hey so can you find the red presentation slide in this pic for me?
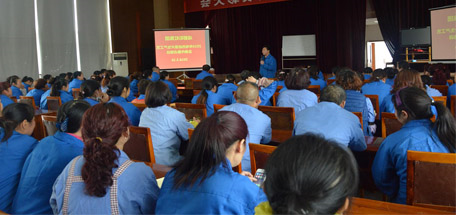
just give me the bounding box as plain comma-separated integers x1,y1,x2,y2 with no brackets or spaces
431,7,456,60
155,30,208,69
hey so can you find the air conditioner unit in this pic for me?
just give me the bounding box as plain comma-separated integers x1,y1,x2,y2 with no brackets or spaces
111,52,128,77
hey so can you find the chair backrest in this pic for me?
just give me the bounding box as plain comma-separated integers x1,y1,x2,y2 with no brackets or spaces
47,96,62,111
124,126,155,167
168,78,179,88
448,79,454,86
41,115,58,137
249,143,277,175
327,79,336,85
430,85,449,96
28,87,34,92
174,103,207,121
193,90,201,96
451,95,456,117
272,92,280,106
381,112,402,138
407,151,456,212
72,88,81,99
365,94,380,120
213,104,226,112
352,112,363,129
193,79,203,90
308,85,320,96
19,96,36,109
432,96,447,107
258,106,294,143
10,97,17,103
184,78,194,89
276,85,283,92
132,102,147,111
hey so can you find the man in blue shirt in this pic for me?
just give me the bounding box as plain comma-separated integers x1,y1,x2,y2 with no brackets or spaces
259,45,277,78
151,66,161,82
246,71,277,106
220,82,272,172
195,64,214,80
294,85,366,151
68,71,84,93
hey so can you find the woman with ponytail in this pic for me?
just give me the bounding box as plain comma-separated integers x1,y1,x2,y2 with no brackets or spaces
12,100,91,214
156,111,266,214
361,69,392,115
80,80,108,106
40,78,73,109
50,103,159,214
107,76,141,126
372,86,456,204
191,76,225,116
7,75,24,99
0,103,37,213
0,82,15,108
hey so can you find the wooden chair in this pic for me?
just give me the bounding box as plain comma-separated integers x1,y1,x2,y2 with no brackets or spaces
249,143,277,175
352,112,363,129
174,103,207,121
19,96,37,109
46,96,62,111
430,85,449,96
308,85,320,96
184,78,194,89
168,78,179,88
258,106,294,143
276,85,283,92
272,92,280,106
432,96,447,107
188,128,242,173
0,210,8,215
41,115,58,137
448,79,454,86
381,112,402,138
365,95,380,120
407,151,456,212
213,104,226,112
124,126,155,167
193,79,203,90
28,87,34,92
451,95,456,117
72,88,81,99
10,96,17,103
327,79,336,85
193,90,201,96
132,102,147,111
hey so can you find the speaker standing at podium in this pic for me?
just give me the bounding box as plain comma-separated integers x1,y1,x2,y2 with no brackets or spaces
259,45,277,78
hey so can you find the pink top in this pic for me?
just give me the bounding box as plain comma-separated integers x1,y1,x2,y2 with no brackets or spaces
66,133,83,141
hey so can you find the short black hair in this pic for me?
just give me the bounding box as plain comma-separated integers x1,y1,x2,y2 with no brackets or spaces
138,79,151,95
160,71,169,80
106,76,129,97
73,71,83,79
284,67,310,90
397,61,410,70
43,74,52,80
263,45,271,51
320,84,346,105
202,64,211,71
363,67,373,74
145,81,172,108
240,70,250,80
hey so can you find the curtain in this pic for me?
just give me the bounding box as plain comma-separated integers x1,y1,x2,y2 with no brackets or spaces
77,0,111,74
0,0,38,79
372,0,455,62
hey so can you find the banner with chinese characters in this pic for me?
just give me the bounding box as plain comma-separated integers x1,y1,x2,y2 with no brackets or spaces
185,0,289,13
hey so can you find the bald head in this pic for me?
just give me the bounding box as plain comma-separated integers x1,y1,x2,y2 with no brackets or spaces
236,82,259,105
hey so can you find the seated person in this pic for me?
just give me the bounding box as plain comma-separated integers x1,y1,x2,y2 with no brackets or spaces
192,76,226,116
308,65,327,90
128,72,142,96
26,79,48,108
195,64,214,80
220,82,272,172
40,78,74,110
139,81,193,166
50,103,159,214
160,71,178,102
0,103,37,213
12,100,91,214
294,85,366,151
0,82,15,108
7,75,23,99
237,69,250,85
107,77,141,126
384,67,397,86
151,66,161,82
337,69,375,136
217,74,238,105
80,80,108,106
421,75,442,97
156,111,266,214
361,69,391,117
363,67,373,80
68,71,84,93
22,76,33,94
447,75,455,108
131,79,151,104
246,71,277,106
275,69,287,91
256,134,358,214
372,87,456,204
277,67,318,112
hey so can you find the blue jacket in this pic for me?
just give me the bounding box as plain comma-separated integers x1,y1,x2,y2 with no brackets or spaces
150,72,160,82
0,94,15,108
448,84,455,108
83,98,99,106
39,89,51,110
129,79,139,95
68,79,83,93
162,79,178,102
220,103,272,172
26,89,45,108
196,70,214,80
362,81,391,117
260,81,278,106
191,90,227,117
385,78,395,86
41,90,73,109
344,90,369,135
277,89,318,113
0,130,38,213
109,96,141,126
156,161,267,214
260,55,277,78
372,119,449,204
310,78,327,90
12,132,83,214
59,90,74,104
23,83,31,94
217,83,238,105
11,86,23,99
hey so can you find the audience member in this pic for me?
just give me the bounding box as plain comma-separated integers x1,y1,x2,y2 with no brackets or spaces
192,76,225,116
421,75,442,97
363,67,373,80
384,68,397,86
309,65,327,90
107,77,141,126
277,67,318,112
160,71,178,102
361,69,391,116
26,79,48,108
151,66,161,82
217,74,237,105
195,64,214,80
246,71,278,106
80,80,108,106
7,75,23,99
41,78,73,109
397,61,409,72
68,71,84,93
21,76,33,94
0,82,15,108
131,79,151,104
